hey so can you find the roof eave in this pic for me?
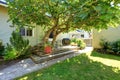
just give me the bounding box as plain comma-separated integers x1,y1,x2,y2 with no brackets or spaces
0,1,7,7
0,3,7,7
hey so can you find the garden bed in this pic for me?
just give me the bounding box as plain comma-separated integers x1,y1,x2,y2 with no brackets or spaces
0,47,77,70
94,48,120,56
30,48,77,64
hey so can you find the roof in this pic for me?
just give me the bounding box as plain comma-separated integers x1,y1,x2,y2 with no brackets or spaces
0,0,7,7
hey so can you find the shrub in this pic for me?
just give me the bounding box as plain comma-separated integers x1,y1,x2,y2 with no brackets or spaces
4,31,30,60
70,38,86,49
77,39,86,49
0,40,4,56
71,38,77,43
70,38,77,46
100,39,111,51
112,40,120,53
4,44,17,60
99,39,120,55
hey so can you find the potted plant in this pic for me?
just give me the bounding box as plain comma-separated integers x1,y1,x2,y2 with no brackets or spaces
44,42,52,54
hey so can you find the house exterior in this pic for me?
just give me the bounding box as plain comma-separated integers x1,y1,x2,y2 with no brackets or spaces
1,0,119,48
0,1,44,46
0,0,92,47
92,27,120,48
56,30,92,46
0,1,14,45
57,30,91,40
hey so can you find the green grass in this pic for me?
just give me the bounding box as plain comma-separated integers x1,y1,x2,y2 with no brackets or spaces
15,51,120,80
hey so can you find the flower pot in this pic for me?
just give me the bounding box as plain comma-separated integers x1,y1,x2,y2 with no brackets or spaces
44,46,52,54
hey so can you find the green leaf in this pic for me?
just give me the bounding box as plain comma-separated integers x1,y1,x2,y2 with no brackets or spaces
79,13,89,20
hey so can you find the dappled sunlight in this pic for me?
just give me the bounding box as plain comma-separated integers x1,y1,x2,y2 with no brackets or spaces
66,58,70,63
16,53,120,80
19,76,28,80
78,47,93,53
73,58,81,64
57,60,61,63
90,56,120,69
88,52,120,70
36,73,42,77
18,73,43,80
0,72,4,76
112,68,120,73
18,60,31,69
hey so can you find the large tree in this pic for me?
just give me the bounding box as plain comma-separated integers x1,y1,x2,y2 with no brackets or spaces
7,0,120,45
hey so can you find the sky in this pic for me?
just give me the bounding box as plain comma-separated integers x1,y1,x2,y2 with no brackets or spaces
0,0,6,2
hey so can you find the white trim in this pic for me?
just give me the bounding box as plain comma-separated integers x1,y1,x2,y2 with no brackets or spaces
26,28,34,37
32,28,34,37
20,28,34,37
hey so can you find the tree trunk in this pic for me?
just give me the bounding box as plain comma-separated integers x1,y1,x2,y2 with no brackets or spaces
51,30,62,46
43,17,59,44
43,28,53,43
51,34,57,46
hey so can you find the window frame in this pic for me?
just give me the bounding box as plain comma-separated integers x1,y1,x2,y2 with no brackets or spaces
20,27,34,37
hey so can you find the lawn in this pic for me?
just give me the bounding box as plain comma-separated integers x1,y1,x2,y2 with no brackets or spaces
15,51,120,80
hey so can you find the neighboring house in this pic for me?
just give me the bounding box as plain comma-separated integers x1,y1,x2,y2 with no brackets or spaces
0,1,44,46
56,30,92,46
57,30,91,40
92,27,120,48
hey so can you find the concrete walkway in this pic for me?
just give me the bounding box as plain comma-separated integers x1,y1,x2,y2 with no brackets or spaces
0,47,93,80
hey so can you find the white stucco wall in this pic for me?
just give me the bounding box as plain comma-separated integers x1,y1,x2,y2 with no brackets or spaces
92,27,120,48
0,5,44,46
0,5,14,45
23,26,44,46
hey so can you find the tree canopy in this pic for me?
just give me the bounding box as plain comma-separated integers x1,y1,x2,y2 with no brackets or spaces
7,0,120,44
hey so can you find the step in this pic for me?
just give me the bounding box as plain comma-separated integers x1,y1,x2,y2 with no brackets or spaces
30,50,76,64
32,48,72,57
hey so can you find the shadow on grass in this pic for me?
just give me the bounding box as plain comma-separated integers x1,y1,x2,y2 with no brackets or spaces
90,51,120,61
16,54,120,80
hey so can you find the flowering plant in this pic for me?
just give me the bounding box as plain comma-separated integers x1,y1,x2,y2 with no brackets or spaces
44,42,52,54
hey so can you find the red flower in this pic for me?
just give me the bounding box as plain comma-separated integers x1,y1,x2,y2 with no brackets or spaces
44,46,52,54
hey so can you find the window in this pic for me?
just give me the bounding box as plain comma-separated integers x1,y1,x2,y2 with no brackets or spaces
20,28,33,36
20,28,25,36
27,29,33,36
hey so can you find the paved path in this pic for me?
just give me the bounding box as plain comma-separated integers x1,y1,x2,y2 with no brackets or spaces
0,47,93,80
